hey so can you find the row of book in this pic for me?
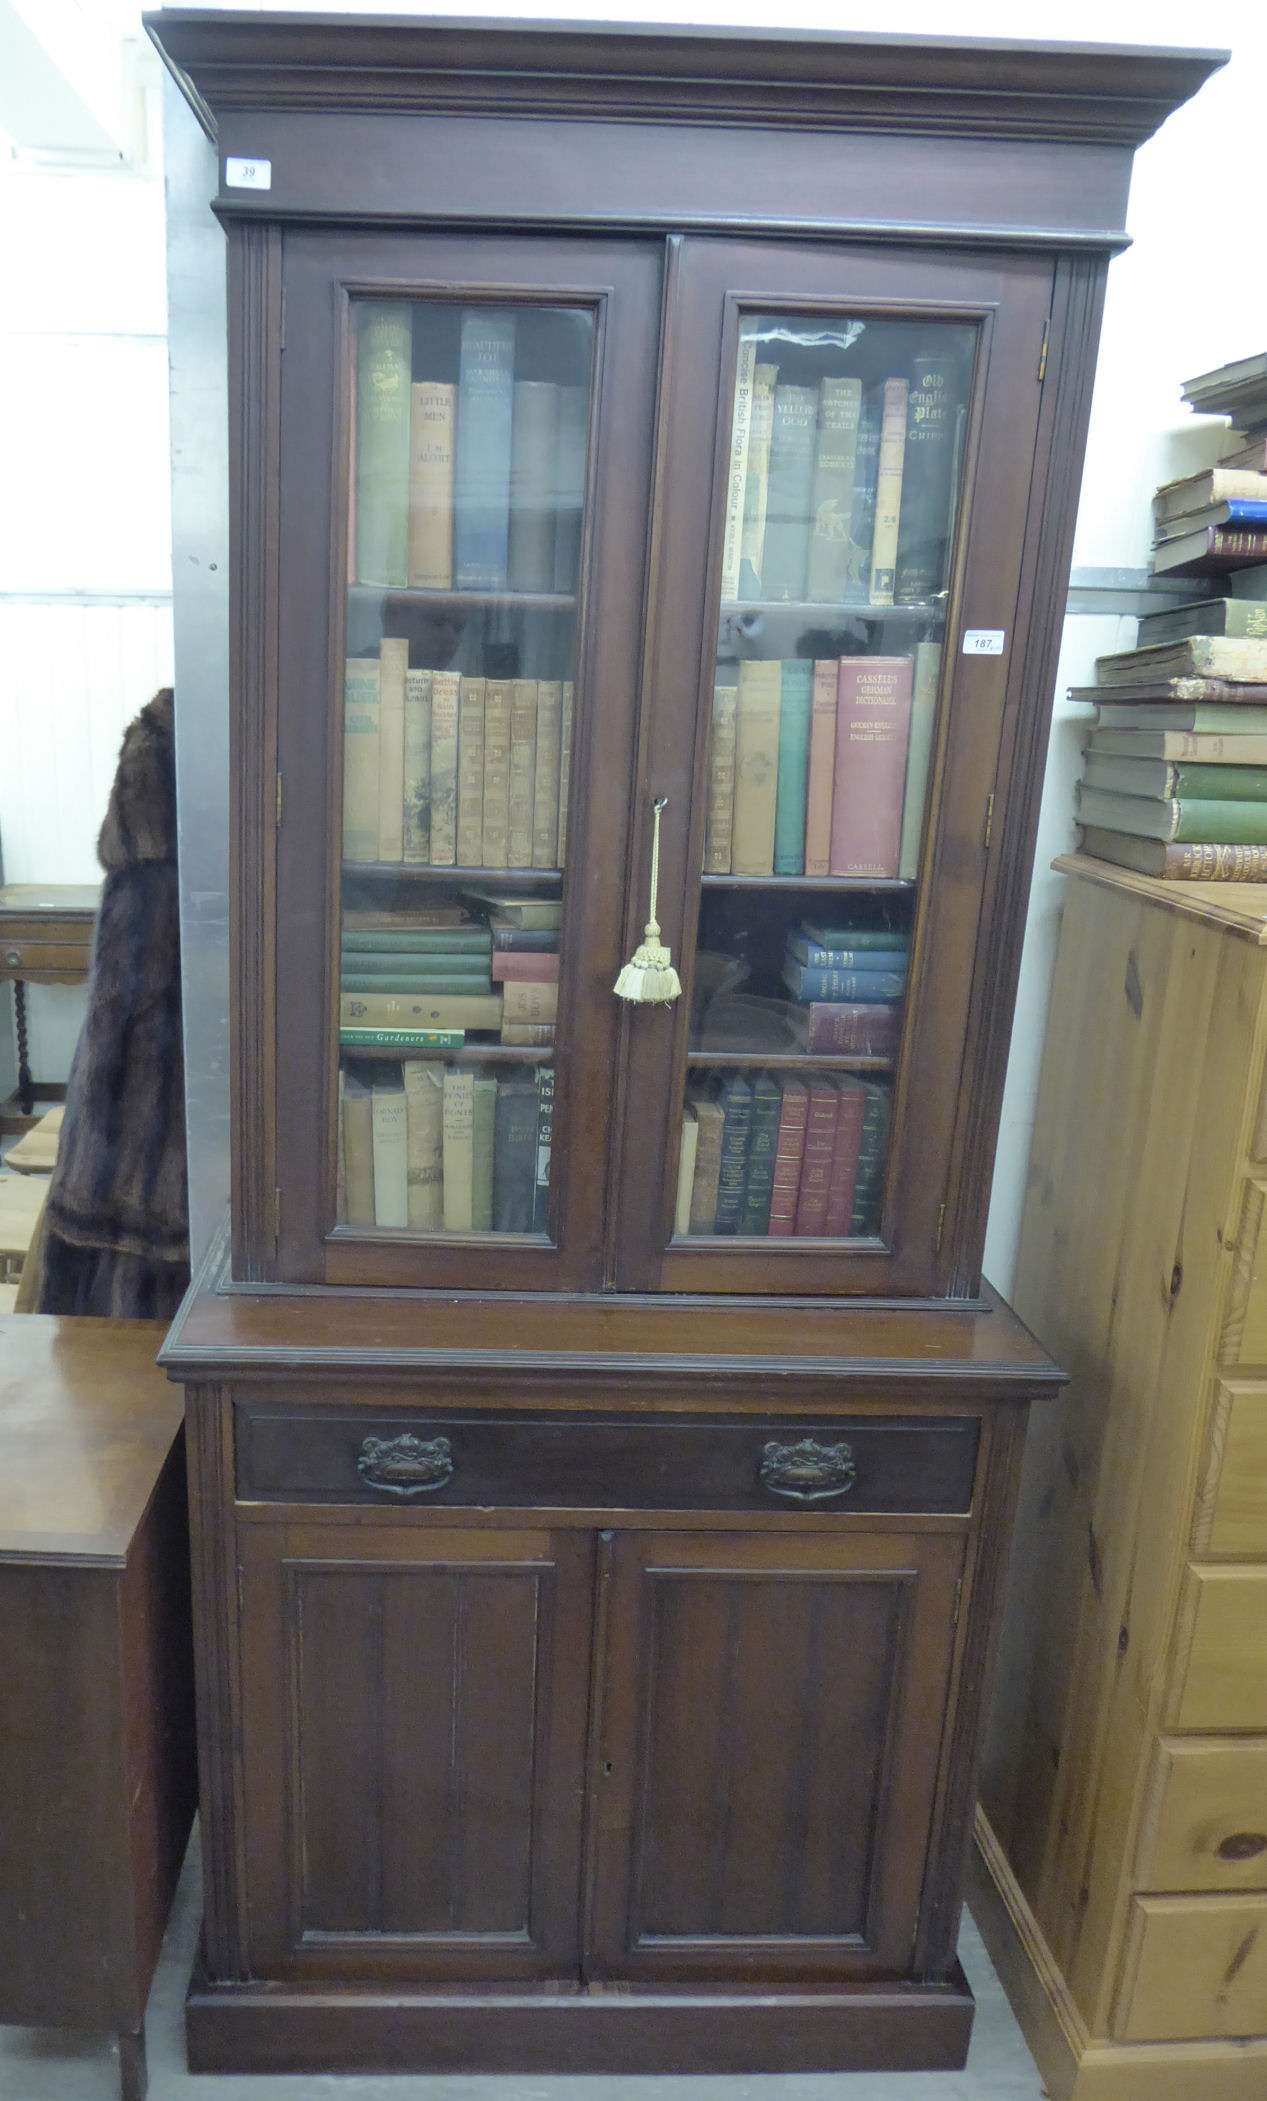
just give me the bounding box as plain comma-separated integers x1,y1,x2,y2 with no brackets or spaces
354,303,588,595
706,647,938,882
340,1060,553,1233
1151,352,1267,580
677,1070,891,1239
781,923,909,1006
721,337,964,609
343,651,573,871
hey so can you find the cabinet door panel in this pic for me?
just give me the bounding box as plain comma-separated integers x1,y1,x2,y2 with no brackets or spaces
588,1527,964,1980
237,1521,594,1979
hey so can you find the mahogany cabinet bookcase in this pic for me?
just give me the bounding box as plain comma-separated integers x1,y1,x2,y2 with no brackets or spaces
147,11,1218,2076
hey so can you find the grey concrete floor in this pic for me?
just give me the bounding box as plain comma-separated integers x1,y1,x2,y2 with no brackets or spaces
0,1832,1047,2101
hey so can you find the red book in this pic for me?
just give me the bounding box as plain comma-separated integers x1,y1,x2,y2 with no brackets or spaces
490,950,561,982
804,1002,902,1055
822,1079,867,1234
829,655,915,876
793,1080,840,1236
767,1079,809,1236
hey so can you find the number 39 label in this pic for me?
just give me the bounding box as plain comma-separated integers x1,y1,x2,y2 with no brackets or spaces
962,629,1006,657
225,157,272,190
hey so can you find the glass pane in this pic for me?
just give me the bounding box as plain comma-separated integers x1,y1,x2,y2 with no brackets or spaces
675,311,973,1243
337,297,591,1237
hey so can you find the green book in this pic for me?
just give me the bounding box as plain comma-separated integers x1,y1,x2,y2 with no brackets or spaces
339,951,491,978
773,660,813,874
849,1080,892,1237
339,1028,465,1048
340,971,493,995
1081,755,1267,801
341,927,492,954
1134,596,1267,647
1075,784,1267,844
712,1072,754,1236
492,1071,538,1231
738,1073,782,1236
760,384,818,602
354,303,412,588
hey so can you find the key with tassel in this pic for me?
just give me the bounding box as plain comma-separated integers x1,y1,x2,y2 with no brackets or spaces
614,796,682,1005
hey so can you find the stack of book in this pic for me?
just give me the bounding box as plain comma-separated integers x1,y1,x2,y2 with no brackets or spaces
1149,352,1267,581
706,647,938,882
489,904,560,1046
676,1070,891,1239
340,919,501,1044
778,921,909,1053
720,336,964,609
343,651,573,873
1073,632,1267,880
340,1059,553,1234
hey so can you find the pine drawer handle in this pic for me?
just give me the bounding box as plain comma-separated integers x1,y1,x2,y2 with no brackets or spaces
356,1433,454,1496
759,1438,857,1502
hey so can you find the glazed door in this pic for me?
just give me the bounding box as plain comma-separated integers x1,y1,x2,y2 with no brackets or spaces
611,239,1058,1294
260,230,663,1288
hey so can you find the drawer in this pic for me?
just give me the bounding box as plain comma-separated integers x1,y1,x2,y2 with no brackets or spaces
1116,1892,1267,2041
235,1406,979,1514
1193,1379,1267,1556
0,938,93,976
1168,1564,1267,1731
1221,1178,1267,1363
1136,1737,1267,1892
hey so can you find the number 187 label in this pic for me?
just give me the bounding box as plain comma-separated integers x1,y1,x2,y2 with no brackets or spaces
962,629,1006,656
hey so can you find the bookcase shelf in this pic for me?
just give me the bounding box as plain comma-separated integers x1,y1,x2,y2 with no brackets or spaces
342,1042,553,1064
342,863,563,884
686,1051,895,1072
353,586,578,614
699,874,916,892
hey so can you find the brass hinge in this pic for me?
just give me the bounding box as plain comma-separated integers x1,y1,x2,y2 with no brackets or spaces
983,792,995,849
275,772,282,827
1038,317,1050,383
936,1202,946,1251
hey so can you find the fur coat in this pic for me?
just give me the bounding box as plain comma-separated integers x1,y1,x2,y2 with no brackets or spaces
37,687,190,1318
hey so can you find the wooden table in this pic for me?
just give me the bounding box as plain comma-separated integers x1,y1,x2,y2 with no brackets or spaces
0,1315,198,2100
0,884,100,1125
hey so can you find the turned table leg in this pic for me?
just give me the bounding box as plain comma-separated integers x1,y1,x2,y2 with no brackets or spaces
117,2025,147,2101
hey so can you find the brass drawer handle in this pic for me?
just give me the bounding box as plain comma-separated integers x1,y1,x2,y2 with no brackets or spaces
760,1438,857,1503
3,949,21,968
357,1433,454,1496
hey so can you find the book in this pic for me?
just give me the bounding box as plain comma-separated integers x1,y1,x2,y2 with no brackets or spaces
456,675,486,867
737,1071,781,1236
1134,597,1267,646
829,655,915,877
471,1070,497,1231
371,1067,409,1228
761,383,818,601
340,991,503,1030
1092,701,1267,733
491,950,560,981
787,933,909,969
375,639,408,863
688,1091,725,1233
508,678,538,867
507,379,560,592
805,376,863,603
1181,352,1267,417
480,678,512,868
783,961,907,1001
407,379,456,589
868,377,909,605
1088,727,1267,762
1151,526,1267,579
501,977,558,1024
342,656,381,863
739,360,778,599
454,308,516,590
341,1067,375,1227
490,921,560,951
1081,755,1267,801
767,1078,809,1236
823,1077,868,1235
533,1064,554,1231
402,1059,445,1229
552,385,589,594
1221,438,1267,473
894,347,959,604
336,1066,347,1223
340,1028,464,1049
772,659,813,875
712,1071,754,1235
355,302,411,588
793,1080,840,1235
1074,681,1267,708
1094,637,1267,687
720,327,758,600
492,1071,537,1230
499,1022,555,1046
731,658,782,875
341,970,492,994
674,1104,699,1237
532,681,563,868
557,683,574,866
803,659,838,880
1074,783,1267,845
342,926,490,953
402,668,432,863
899,640,940,880
704,681,739,874
801,921,912,950
843,387,881,604
849,1080,892,1235
428,669,460,865
804,1001,902,1054
465,891,562,929
1154,499,1267,541
1077,825,1267,881
441,1066,476,1230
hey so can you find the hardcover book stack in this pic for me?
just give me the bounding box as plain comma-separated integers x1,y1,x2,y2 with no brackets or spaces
340,1059,553,1234
779,921,909,1054
340,913,501,1043
1150,351,1267,580
484,894,561,1046
676,1070,891,1241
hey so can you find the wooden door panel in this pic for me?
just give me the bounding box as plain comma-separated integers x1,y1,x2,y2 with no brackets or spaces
238,1521,594,1980
588,1528,963,1981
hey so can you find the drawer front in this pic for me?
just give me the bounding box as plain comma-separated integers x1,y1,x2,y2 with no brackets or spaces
0,938,94,975
1137,1737,1267,1892
1117,1892,1267,2042
1194,1379,1267,1556
1169,1564,1267,1731
235,1406,979,1515
1221,1178,1267,1364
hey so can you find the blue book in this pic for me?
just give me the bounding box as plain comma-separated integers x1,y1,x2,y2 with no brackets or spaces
454,309,517,590
1219,499,1267,524
842,388,882,604
712,1072,754,1235
786,933,910,971
782,962,907,1002
773,661,814,874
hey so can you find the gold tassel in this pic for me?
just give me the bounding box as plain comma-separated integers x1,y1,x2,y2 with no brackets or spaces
614,796,682,1005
